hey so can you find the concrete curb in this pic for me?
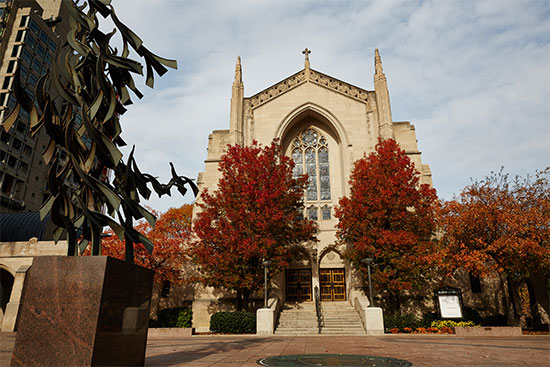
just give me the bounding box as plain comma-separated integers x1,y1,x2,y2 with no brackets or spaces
148,328,194,338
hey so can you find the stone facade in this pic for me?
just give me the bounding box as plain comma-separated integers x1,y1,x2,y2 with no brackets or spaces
192,49,432,331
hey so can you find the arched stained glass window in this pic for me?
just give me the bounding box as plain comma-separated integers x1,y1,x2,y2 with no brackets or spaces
308,205,318,221
292,128,331,201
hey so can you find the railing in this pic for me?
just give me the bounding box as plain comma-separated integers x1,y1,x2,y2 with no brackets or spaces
314,285,323,334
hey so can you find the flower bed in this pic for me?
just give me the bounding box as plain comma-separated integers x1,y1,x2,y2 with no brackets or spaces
386,319,479,334
388,326,453,334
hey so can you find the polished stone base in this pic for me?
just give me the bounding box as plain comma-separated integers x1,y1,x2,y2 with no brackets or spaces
10,256,153,366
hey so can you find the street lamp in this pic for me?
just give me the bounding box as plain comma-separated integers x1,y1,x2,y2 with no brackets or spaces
262,260,272,308
362,258,374,307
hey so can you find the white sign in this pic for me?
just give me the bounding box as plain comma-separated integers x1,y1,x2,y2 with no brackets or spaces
438,295,463,318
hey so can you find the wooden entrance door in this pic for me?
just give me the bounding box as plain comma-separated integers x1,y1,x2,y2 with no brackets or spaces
286,269,312,301
320,268,346,301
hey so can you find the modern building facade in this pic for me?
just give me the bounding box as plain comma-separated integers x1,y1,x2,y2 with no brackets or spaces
0,0,68,213
192,49,433,331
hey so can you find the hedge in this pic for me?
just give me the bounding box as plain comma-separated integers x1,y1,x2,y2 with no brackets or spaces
210,311,256,334
149,307,192,328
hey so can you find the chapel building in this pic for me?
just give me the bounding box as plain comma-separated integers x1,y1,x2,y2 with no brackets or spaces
192,49,432,332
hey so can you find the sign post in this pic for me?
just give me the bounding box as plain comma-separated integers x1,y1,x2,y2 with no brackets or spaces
435,287,464,319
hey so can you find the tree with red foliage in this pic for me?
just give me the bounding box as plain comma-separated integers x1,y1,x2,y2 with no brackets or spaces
191,140,317,311
440,168,550,326
335,138,439,312
89,205,193,287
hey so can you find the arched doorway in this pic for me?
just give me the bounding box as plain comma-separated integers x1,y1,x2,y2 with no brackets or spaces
319,249,346,301
0,267,15,326
286,247,313,302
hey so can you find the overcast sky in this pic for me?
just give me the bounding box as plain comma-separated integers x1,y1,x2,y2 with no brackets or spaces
104,0,549,212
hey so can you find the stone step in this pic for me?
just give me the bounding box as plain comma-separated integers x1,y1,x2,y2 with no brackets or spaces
279,314,318,317
278,321,318,324
278,323,318,327
323,316,360,319
323,317,362,322
323,324,363,331
323,320,362,325
275,330,319,333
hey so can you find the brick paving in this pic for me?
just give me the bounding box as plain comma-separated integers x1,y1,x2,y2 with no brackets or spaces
2,332,549,366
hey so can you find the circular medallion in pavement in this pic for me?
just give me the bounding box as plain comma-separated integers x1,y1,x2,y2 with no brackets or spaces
257,354,412,366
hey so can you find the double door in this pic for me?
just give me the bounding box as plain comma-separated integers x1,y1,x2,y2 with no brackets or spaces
286,269,312,302
320,268,346,301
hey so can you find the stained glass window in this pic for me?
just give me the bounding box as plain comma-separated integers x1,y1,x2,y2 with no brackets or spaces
321,205,331,220
291,128,331,202
308,206,318,221
305,148,317,200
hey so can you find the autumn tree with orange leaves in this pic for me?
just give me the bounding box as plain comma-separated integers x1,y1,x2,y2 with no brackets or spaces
335,138,440,313
91,205,194,287
191,141,317,311
440,168,550,326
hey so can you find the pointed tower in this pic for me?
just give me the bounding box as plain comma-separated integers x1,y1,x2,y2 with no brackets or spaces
374,49,394,140
229,56,244,145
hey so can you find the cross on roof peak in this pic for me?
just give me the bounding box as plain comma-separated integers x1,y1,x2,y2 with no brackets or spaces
302,48,311,61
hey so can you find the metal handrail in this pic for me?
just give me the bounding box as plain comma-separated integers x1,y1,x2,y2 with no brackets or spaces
314,285,323,334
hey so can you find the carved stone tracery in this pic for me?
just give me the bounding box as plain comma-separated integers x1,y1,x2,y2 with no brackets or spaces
309,70,369,102
249,71,306,108
248,69,370,108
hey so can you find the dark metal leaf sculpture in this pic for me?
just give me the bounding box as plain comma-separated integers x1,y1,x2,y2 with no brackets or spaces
1,0,197,263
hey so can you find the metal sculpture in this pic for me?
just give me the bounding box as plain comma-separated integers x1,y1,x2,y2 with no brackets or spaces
1,0,197,262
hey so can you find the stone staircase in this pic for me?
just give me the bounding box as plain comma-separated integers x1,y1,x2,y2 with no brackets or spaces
274,302,319,335
320,301,366,335
274,301,366,335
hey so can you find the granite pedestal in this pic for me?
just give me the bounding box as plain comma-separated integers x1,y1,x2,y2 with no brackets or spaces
10,256,153,366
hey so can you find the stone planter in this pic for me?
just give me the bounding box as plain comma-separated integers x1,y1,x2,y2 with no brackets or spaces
148,328,195,338
453,326,522,336
10,256,153,366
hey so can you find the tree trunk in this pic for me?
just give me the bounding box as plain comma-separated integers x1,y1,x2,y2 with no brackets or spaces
388,291,401,315
505,276,522,326
243,289,251,312
527,274,550,330
236,289,243,311
526,279,541,327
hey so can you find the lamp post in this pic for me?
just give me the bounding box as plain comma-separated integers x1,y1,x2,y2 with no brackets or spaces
362,258,374,307
262,260,272,308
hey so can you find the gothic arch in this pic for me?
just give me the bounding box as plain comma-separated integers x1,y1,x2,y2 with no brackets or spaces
0,267,15,325
275,103,350,152
319,246,345,268
0,264,15,277
287,245,313,268
276,103,348,203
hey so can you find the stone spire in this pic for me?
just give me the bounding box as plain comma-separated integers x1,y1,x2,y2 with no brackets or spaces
230,56,244,145
303,48,311,79
374,49,394,140
374,48,384,75
234,56,242,85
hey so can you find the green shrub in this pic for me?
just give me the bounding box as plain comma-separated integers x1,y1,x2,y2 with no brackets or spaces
210,311,256,334
150,307,193,328
176,308,193,328
384,313,424,331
